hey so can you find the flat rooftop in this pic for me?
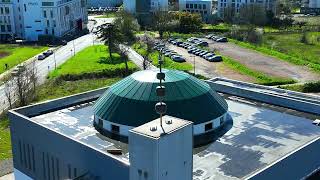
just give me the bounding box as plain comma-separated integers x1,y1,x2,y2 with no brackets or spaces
30,94,320,180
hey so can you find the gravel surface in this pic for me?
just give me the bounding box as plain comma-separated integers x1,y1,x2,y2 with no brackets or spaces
207,40,320,82
168,45,255,82
0,159,13,177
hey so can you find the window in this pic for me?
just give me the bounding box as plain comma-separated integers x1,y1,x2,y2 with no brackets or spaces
7,25,11,32
0,7,3,14
190,4,193,8
186,3,189,8
98,119,103,127
52,29,54,35
203,4,206,9
45,29,48,34
50,10,53,18
111,124,120,134
18,7,20,12
0,25,5,32
5,7,9,14
43,10,47,18
53,20,56,27
24,4,26,12
47,20,50,27
65,6,70,15
194,4,197,8
205,122,213,131
42,2,54,6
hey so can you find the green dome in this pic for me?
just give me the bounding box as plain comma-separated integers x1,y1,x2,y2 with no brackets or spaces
93,69,228,126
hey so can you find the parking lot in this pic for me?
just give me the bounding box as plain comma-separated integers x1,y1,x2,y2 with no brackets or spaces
204,36,320,82
168,44,256,82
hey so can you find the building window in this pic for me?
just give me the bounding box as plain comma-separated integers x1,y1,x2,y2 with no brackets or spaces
7,25,11,32
53,20,56,27
190,4,193,8
0,7,3,14
65,6,70,15
186,3,189,8
98,119,103,127
5,7,9,14
24,4,26,12
52,29,54,35
45,29,48,34
205,122,213,131
203,4,206,9
50,10,53,18
194,4,197,9
111,124,120,134
0,25,5,32
43,10,47,18
47,20,50,27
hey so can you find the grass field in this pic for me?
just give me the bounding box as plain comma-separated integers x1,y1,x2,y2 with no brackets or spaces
230,32,320,72
35,77,121,102
279,81,320,93
293,16,320,26
0,117,11,161
0,44,47,75
221,55,296,85
49,45,138,79
96,12,118,18
132,42,193,71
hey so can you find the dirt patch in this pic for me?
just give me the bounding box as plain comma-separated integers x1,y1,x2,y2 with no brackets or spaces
168,45,256,82
0,51,10,59
207,40,320,82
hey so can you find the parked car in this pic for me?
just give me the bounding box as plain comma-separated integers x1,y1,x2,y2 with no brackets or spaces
205,34,214,39
172,55,186,62
207,55,223,62
216,37,228,42
188,48,196,53
204,53,215,59
199,51,209,57
312,119,320,126
38,54,46,60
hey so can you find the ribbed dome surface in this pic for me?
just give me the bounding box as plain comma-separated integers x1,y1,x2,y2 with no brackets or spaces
93,69,228,126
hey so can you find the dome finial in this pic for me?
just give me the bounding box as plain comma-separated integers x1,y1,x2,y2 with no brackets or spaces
155,52,167,133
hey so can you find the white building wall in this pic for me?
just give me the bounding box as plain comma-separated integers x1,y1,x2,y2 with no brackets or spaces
217,0,275,17
12,0,88,41
179,0,213,21
309,0,320,8
96,112,227,137
0,0,15,41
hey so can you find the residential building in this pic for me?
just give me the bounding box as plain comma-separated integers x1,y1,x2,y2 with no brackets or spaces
8,69,320,180
0,0,15,41
179,0,213,22
217,0,276,17
13,0,88,41
123,0,168,14
301,0,320,14
87,0,122,8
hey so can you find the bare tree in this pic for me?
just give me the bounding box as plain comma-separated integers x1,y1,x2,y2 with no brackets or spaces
119,45,130,75
141,34,155,70
4,75,14,109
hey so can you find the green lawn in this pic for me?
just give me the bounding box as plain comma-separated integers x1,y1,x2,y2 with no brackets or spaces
96,12,118,18
279,81,320,93
35,77,121,102
49,45,138,79
293,16,320,26
0,117,11,161
132,42,193,71
221,55,296,86
230,32,320,72
0,44,48,75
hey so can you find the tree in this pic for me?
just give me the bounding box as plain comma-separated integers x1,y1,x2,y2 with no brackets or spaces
96,23,121,63
173,12,203,33
114,11,140,45
239,4,267,26
140,34,155,70
152,10,175,39
4,75,14,109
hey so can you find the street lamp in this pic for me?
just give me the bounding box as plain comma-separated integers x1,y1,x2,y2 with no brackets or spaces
190,55,195,75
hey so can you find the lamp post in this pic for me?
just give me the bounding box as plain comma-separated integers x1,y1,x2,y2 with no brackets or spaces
190,55,195,75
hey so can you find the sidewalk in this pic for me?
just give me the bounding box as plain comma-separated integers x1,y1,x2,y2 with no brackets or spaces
0,173,14,180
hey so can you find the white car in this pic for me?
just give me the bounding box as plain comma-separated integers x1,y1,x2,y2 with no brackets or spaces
312,119,320,126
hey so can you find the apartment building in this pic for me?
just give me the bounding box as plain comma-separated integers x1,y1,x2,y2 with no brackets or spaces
217,0,275,17
123,0,168,14
12,0,88,41
179,0,213,22
302,0,320,14
0,0,15,41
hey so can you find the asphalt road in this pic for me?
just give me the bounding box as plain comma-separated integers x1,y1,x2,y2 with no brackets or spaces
0,17,114,114
207,40,320,82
